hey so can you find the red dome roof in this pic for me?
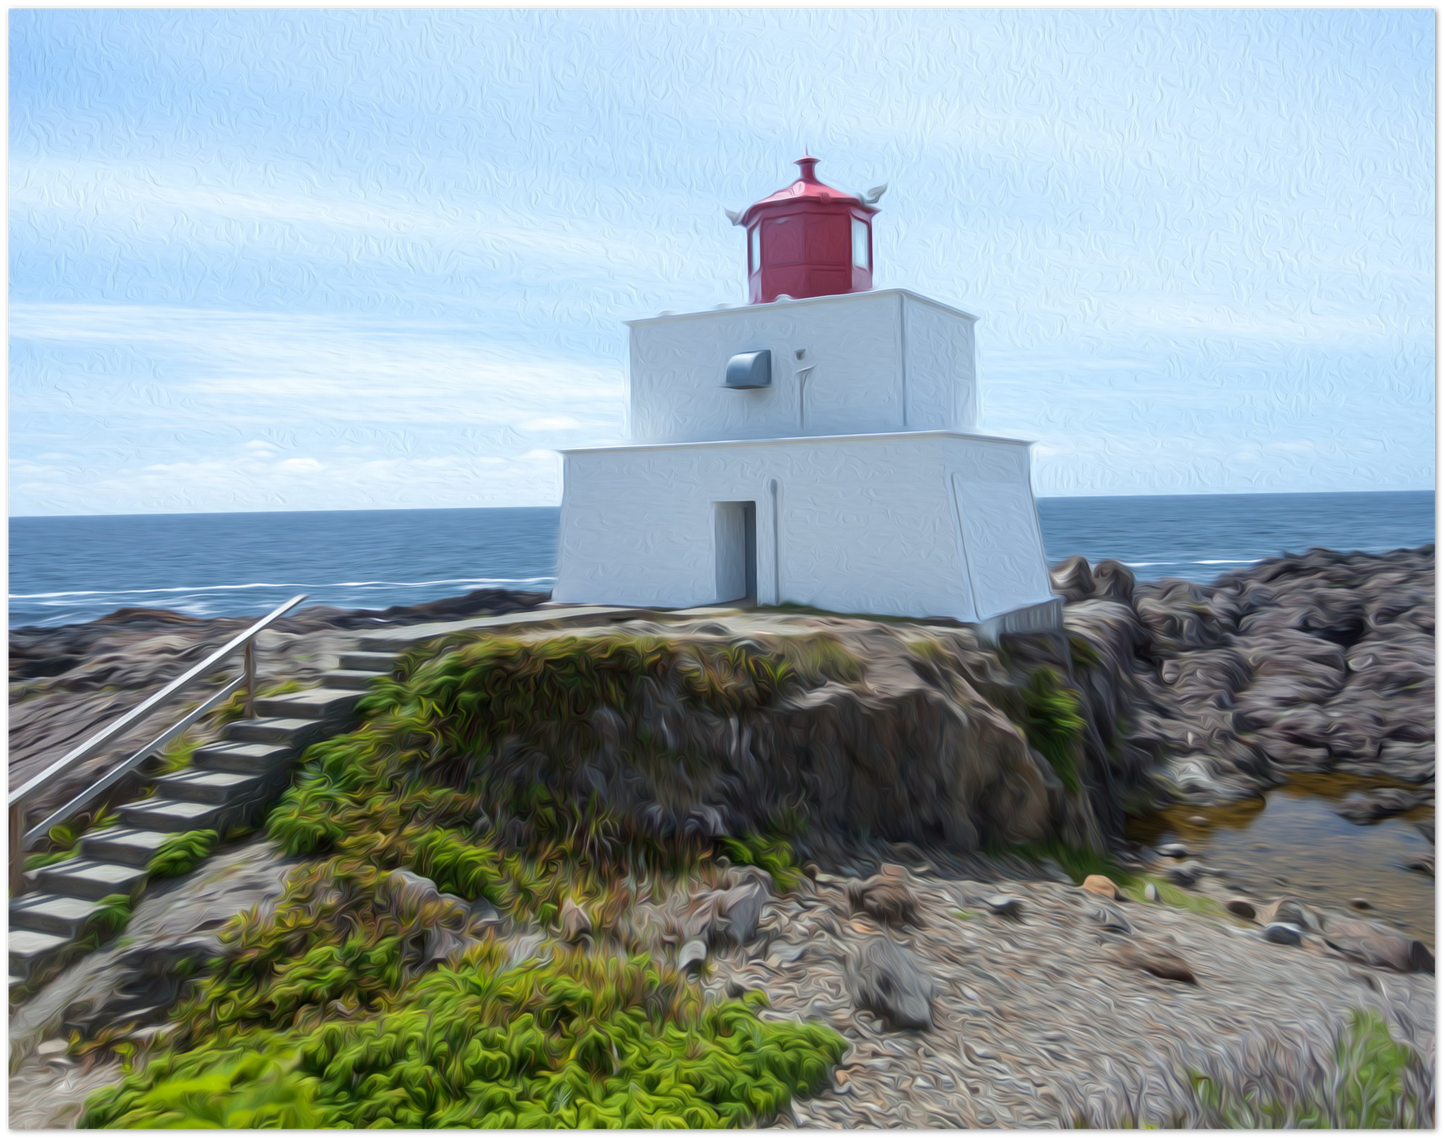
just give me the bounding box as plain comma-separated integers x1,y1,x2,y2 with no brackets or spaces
736,156,875,227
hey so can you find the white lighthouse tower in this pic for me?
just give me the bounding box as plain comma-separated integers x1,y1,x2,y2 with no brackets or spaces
553,157,1060,637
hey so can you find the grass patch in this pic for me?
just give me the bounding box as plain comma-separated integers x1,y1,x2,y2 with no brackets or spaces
147,829,218,879
1018,667,1086,793
1009,841,1229,920
83,942,845,1129
1188,1010,1430,1127
717,830,805,892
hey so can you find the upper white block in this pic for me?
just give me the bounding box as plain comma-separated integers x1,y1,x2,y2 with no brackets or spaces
626,288,978,444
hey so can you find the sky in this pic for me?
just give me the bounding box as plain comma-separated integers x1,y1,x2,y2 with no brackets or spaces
9,8,1435,516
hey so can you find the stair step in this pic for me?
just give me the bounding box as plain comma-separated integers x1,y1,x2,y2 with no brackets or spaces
11,929,70,977
192,739,294,774
339,651,397,673
226,717,332,746
118,797,233,833
153,767,274,805
319,669,387,692
254,688,362,722
81,827,175,867
35,858,148,902
11,893,102,938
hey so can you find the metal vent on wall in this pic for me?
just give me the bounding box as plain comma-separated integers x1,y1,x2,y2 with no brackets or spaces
725,350,771,389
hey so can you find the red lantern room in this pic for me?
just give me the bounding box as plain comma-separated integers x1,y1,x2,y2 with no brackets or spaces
731,156,883,305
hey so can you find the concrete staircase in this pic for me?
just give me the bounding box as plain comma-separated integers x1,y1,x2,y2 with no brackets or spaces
8,661,389,990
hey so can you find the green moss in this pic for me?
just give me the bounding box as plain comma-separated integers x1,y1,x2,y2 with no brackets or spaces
1018,666,1086,793
25,845,78,872
147,830,218,879
154,734,199,776
84,944,846,1129
91,894,134,942
717,831,805,892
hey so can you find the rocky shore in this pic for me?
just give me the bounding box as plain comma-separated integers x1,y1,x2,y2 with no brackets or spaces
8,547,1434,1128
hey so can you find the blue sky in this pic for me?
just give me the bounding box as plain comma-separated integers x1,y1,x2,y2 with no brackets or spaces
10,8,1435,516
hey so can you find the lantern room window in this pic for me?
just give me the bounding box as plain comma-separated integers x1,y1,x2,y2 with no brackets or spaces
851,217,869,270
749,225,761,272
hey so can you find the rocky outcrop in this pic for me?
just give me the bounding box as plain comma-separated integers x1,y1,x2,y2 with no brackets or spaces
1057,546,1434,807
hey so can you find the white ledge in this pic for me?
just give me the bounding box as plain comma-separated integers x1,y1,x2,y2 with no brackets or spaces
624,287,980,326
559,429,1033,456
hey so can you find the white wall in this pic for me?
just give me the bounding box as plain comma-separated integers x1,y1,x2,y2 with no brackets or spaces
626,290,977,444
554,431,1053,623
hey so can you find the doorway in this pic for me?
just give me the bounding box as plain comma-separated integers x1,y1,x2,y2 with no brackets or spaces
713,501,757,604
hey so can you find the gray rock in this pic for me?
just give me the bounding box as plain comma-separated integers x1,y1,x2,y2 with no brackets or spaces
690,881,766,948
1157,842,1190,859
1165,861,1203,887
846,936,935,1031
1263,923,1304,946
678,939,708,974
1144,883,1160,903
985,894,1023,919
1319,915,1435,974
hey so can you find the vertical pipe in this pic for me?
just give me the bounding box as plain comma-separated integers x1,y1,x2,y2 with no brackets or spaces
10,805,26,896
243,641,257,721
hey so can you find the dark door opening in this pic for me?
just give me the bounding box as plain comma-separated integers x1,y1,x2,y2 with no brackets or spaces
714,501,757,604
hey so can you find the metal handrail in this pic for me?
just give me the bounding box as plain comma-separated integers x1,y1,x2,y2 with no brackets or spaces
9,593,308,894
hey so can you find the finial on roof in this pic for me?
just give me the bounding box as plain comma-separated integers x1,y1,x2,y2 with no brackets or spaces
795,155,820,183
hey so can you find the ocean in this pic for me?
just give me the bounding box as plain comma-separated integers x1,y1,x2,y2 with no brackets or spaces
8,490,1435,628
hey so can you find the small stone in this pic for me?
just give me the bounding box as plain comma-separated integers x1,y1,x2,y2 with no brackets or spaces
35,1039,68,1058
678,939,708,974
1144,883,1160,903
1224,897,1257,920
1165,861,1203,887
559,898,592,943
1111,941,1197,984
1081,874,1119,900
1349,898,1372,911
1157,842,1190,859
1263,923,1304,947
848,864,923,927
985,894,1023,919
1188,815,1209,826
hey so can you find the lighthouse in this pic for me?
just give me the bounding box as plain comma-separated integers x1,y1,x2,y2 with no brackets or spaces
553,156,1060,636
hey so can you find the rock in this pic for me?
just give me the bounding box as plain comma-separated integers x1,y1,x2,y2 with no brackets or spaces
1165,861,1203,887
1223,898,1257,920
35,1040,68,1058
847,864,923,927
1263,923,1304,946
985,894,1023,919
1349,898,1372,911
1406,852,1434,878
1081,875,1119,900
689,881,766,948
1157,842,1190,859
1188,815,1209,827
1319,915,1435,974
560,898,592,943
846,936,935,1031
678,939,708,974
1416,820,1435,845
1090,903,1133,934
1335,788,1426,825
1111,941,1197,984
1144,883,1160,903
1256,898,1313,930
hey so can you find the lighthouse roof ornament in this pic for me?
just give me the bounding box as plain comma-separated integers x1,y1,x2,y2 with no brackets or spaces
729,155,884,305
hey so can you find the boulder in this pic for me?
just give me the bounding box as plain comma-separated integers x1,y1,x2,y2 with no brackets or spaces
1319,915,1435,974
1111,941,1197,985
559,898,592,943
847,864,923,927
688,881,766,948
1081,875,1119,901
1335,788,1426,825
1262,923,1304,947
846,936,935,1031
678,939,708,975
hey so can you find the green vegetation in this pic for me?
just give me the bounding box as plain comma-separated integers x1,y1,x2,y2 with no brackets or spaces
147,830,218,879
25,845,78,872
154,734,199,776
90,894,134,942
83,943,845,1128
718,831,805,892
78,632,854,1128
1012,840,1228,919
1018,667,1086,793
1189,1010,1430,1128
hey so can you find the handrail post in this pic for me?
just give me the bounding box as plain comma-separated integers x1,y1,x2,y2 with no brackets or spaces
243,641,257,721
11,804,26,897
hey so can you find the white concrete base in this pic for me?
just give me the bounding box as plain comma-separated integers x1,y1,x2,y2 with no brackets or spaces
554,430,1058,626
